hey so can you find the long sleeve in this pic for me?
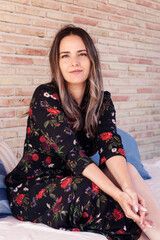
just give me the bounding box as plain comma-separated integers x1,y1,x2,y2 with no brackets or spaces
30,84,93,175
97,91,126,168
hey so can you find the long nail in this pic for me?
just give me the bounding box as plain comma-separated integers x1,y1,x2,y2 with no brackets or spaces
146,224,153,228
134,205,138,212
140,206,147,212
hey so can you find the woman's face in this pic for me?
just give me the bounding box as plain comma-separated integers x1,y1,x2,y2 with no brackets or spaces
59,34,91,88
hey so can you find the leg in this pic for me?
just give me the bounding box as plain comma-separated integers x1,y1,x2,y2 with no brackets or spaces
127,162,160,240
103,163,160,240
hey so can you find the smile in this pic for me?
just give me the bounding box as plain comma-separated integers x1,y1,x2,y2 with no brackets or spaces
70,70,83,74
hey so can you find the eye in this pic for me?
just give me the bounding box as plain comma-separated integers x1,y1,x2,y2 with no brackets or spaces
79,53,87,57
61,54,70,59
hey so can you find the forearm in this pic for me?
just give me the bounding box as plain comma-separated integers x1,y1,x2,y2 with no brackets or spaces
105,155,133,191
82,163,122,201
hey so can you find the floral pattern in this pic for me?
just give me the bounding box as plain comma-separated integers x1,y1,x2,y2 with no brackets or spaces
5,83,141,240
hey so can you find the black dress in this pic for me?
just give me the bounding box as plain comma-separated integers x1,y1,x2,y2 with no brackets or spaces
5,83,141,240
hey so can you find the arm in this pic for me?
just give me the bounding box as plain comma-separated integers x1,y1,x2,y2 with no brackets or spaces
96,92,147,224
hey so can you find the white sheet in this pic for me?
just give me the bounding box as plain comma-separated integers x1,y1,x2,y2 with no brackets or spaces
0,216,106,240
0,159,159,240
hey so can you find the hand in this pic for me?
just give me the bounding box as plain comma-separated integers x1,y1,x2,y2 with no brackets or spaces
116,191,142,223
123,188,154,230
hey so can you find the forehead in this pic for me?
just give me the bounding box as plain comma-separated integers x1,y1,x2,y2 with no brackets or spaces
59,35,86,52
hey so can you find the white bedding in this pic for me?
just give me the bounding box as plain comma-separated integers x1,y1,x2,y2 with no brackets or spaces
0,159,159,240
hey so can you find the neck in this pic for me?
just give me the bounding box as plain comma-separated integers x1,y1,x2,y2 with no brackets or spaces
67,83,86,106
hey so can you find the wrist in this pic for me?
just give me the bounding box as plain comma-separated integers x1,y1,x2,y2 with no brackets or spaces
112,188,123,202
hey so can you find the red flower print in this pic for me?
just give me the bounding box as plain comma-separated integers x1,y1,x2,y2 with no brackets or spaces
16,194,25,205
51,143,59,151
113,209,124,220
82,212,89,218
40,136,46,142
29,108,32,116
61,177,72,188
47,108,60,115
53,202,62,214
27,127,31,134
17,216,24,221
101,132,113,141
45,156,52,164
52,93,59,100
32,153,39,161
72,228,80,232
79,149,86,157
36,189,45,199
57,196,62,203
87,216,93,223
100,156,107,165
92,182,99,193
117,230,125,234
118,148,126,156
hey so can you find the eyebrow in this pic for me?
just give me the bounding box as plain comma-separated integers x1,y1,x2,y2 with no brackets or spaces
59,49,87,55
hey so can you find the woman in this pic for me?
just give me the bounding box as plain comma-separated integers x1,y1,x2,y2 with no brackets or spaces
5,25,160,240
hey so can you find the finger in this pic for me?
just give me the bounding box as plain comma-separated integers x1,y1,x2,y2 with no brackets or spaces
125,205,141,222
138,194,146,209
131,192,139,213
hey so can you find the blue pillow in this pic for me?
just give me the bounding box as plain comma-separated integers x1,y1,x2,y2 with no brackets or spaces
117,128,151,180
91,129,151,180
0,161,12,218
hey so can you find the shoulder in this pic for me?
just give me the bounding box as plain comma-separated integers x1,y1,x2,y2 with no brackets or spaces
103,90,112,103
34,82,58,95
33,83,60,100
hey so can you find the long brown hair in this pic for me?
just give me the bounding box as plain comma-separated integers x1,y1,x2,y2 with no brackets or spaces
49,25,104,138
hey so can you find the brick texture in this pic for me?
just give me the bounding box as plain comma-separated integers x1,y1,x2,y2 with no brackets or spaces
0,0,160,161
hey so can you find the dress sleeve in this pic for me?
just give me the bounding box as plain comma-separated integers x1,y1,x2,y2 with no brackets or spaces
97,91,126,168
30,84,93,175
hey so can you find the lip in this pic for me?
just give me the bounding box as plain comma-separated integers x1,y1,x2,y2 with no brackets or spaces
69,70,83,74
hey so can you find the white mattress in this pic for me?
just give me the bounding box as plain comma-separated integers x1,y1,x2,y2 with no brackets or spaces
0,159,159,240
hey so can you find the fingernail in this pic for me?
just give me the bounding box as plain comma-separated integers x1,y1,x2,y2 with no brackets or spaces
141,206,147,212
134,206,138,212
146,224,153,228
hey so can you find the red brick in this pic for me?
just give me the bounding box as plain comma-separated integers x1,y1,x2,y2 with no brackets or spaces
146,23,160,31
0,12,31,25
74,0,97,9
146,67,160,73
0,110,15,118
0,118,27,128
0,22,15,33
2,56,33,65
73,17,97,26
0,45,15,54
0,98,31,107
102,72,119,78
0,88,15,96
15,88,34,96
135,0,153,8
2,34,32,45
137,88,152,93
62,5,86,15
9,0,29,4
112,96,129,101
16,47,47,56
31,0,60,10
16,26,45,37
0,2,15,12
15,5,46,17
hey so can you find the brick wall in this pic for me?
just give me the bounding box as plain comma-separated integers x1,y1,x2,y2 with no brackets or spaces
0,0,160,161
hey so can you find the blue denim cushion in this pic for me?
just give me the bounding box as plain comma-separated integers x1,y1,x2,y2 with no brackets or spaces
0,161,12,218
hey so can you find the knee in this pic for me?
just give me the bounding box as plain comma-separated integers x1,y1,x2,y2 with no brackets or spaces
126,162,139,177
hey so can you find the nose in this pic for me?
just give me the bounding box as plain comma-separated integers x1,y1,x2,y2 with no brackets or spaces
70,56,79,66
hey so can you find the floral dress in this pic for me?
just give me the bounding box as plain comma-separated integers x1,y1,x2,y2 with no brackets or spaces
5,83,141,240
